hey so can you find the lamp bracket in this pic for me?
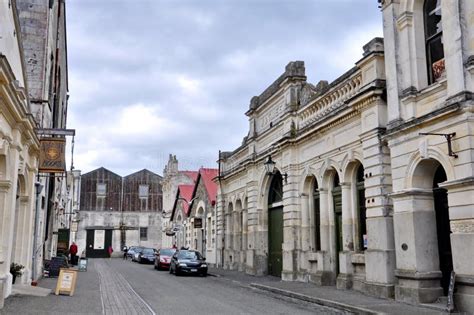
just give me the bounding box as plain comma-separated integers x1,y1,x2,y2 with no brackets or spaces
419,132,458,158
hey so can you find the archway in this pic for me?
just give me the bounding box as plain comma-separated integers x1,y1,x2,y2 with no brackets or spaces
412,159,453,295
332,171,342,274
268,171,283,277
356,164,366,250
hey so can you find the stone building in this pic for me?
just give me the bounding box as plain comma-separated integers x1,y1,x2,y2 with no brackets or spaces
0,1,41,306
170,168,218,264
218,37,388,294
161,154,198,248
381,0,474,311
75,168,163,258
16,0,70,279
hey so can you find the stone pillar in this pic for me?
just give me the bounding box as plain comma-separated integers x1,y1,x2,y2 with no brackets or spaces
300,194,310,252
337,183,354,289
440,177,474,313
311,188,333,285
392,189,443,304
362,130,395,298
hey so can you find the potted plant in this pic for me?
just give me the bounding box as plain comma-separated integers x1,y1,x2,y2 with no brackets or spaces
10,263,24,284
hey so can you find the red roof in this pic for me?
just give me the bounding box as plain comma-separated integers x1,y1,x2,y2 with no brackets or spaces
199,168,218,205
178,184,194,215
180,171,199,183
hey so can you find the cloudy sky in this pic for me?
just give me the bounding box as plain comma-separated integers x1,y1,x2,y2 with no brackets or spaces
66,0,383,176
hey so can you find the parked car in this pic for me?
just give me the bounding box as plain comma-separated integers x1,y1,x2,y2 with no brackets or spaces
169,249,207,276
136,247,156,264
127,246,143,260
154,248,177,270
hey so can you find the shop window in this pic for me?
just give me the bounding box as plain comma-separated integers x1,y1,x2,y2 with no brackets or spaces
424,0,444,83
140,227,148,241
268,172,283,204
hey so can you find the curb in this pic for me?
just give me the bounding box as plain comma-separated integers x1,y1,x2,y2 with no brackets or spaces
250,283,378,315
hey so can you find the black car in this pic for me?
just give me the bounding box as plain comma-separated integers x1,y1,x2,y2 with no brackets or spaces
136,247,156,264
169,249,207,276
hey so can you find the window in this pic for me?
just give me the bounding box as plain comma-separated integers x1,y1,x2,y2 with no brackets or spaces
97,183,107,196
268,172,283,205
140,227,148,241
424,0,444,84
139,185,149,198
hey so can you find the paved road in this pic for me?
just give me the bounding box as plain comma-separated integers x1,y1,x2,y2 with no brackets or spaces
108,259,341,314
2,259,343,314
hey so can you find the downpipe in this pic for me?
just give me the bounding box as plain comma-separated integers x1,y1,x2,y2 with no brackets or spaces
32,182,43,284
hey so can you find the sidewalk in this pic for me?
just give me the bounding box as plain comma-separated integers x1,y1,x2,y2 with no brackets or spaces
208,267,448,315
1,261,103,315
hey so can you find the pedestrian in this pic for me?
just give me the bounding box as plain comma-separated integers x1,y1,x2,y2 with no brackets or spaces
108,246,113,259
172,244,177,249
69,242,78,266
122,245,128,260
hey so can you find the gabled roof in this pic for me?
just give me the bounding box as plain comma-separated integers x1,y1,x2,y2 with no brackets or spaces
81,167,122,178
199,168,218,204
124,168,162,179
180,170,199,183
171,184,194,220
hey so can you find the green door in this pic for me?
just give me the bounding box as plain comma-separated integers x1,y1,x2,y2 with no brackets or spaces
268,206,283,277
333,188,342,274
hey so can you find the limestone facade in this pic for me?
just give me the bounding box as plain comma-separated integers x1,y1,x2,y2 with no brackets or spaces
218,38,389,291
381,0,474,311
0,1,40,307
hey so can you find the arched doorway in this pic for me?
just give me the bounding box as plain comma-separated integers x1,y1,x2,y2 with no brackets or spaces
433,165,452,295
313,177,321,251
332,172,342,274
356,165,367,250
268,171,283,277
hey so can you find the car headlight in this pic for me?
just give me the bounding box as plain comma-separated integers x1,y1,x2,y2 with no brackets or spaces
201,264,207,268
160,258,165,262
179,263,187,267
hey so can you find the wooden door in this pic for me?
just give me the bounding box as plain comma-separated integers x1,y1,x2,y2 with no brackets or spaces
268,206,283,277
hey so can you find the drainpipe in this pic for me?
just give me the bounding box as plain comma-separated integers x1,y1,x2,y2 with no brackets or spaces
32,182,43,284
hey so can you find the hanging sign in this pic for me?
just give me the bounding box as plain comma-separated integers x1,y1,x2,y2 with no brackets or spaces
70,221,78,233
55,268,78,296
39,138,66,173
94,230,105,249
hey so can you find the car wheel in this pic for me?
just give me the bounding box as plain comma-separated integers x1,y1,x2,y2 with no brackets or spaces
201,272,207,277
174,268,180,276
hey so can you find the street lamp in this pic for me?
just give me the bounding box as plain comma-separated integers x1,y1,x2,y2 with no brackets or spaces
264,155,276,175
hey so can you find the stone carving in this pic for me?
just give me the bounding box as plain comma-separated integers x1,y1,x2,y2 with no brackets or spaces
299,84,316,107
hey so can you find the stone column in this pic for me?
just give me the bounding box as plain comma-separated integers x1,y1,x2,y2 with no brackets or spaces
362,130,395,299
392,189,443,304
242,209,248,269
311,188,333,285
245,179,260,275
300,194,310,252
337,183,354,289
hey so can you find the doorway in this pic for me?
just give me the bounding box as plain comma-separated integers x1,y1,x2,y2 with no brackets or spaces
268,172,283,277
333,173,342,274
433,165,452,295
86,229,112,258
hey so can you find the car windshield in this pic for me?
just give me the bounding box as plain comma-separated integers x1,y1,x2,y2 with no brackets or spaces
143,248,154,254
135,247,144,253
160,249,176,256
177,251,202,260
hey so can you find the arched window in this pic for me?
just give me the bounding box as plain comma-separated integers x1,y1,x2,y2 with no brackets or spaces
268,172,283,205
356,165,367,250
424,0,444,84
313,177,321,251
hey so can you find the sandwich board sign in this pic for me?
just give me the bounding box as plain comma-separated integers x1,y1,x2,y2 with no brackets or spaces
55,268,78,296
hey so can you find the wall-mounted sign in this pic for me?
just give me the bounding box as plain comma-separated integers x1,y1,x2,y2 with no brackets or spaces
194,218,202,229
39,138,66,173
70,221,78,233
94,230,105,249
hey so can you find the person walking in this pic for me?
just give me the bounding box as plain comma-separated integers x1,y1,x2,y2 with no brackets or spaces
69,242,78,266
122,245,128,260
107,246,113,259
